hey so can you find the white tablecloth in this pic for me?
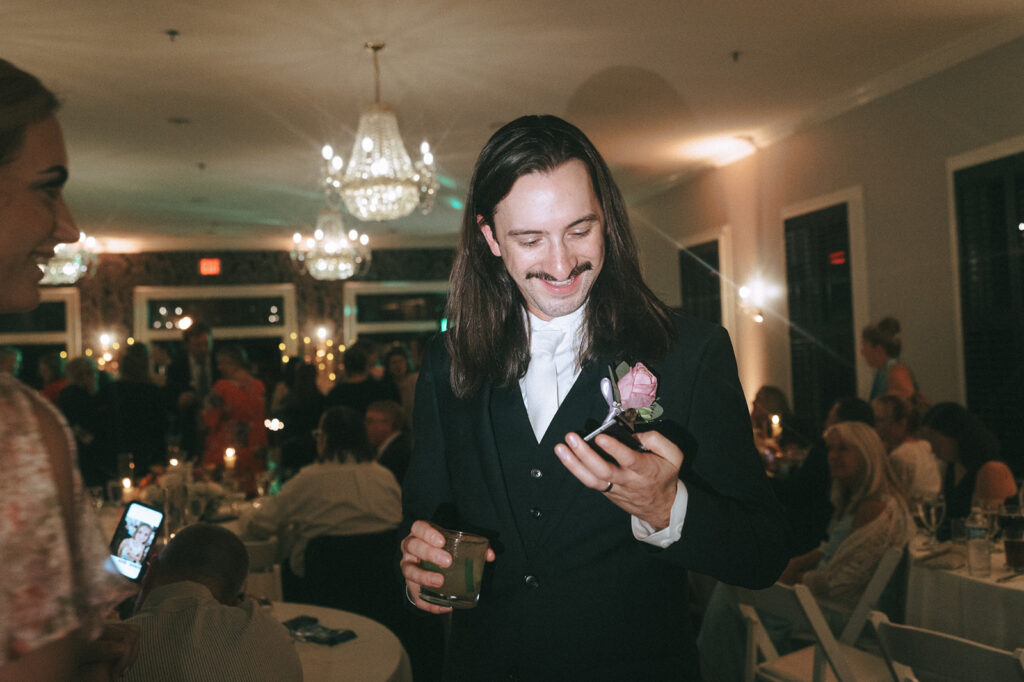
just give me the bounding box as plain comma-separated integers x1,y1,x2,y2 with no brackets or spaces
274,602,413,682
906,540,1024,651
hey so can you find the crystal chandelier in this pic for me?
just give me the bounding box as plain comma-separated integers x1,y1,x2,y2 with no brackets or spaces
321,42,439,222
290,208,371,281
40,231,98,285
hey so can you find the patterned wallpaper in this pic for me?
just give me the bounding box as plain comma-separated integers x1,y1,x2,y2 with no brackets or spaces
76,249,455,342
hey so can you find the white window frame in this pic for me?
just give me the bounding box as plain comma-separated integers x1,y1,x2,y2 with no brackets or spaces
341,280,449,345
132,284,299,356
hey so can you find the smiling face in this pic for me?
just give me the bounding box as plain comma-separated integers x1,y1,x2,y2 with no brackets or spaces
0,116,79,313
480,159,605,321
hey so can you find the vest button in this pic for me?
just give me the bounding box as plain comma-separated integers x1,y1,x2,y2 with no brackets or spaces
529,507,542,519
529,468,543,479
524,574,539,588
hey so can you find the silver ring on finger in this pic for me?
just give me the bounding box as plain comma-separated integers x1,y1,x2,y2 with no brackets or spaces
602,481,613,493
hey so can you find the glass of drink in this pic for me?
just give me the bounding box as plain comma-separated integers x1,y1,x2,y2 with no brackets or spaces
1001,513,1024,574
419,528,489,609
915,493,946,548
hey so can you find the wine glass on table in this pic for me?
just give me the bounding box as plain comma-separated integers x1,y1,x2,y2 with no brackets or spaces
915,493,946,548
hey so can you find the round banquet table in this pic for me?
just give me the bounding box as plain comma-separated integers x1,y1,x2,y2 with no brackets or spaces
274,602,413,682
905,538,1024,651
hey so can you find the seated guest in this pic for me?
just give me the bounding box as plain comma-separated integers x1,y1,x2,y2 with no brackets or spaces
920,402,1017,537
873,394,941,501
365,399,412,485
773,397,875,556
699,421,913,682
123,523,301,682
240,406,401,588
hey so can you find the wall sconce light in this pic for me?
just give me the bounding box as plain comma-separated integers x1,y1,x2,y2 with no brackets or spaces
738,275,780,324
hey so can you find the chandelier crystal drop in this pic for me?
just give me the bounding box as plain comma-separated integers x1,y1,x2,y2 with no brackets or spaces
323,42,439,222
40,232,98,285
290,209,371,281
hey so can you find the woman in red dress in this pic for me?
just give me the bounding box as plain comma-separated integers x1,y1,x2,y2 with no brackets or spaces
203,344,267,495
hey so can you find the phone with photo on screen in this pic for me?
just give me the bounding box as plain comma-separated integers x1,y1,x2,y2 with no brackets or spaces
109,500,165,582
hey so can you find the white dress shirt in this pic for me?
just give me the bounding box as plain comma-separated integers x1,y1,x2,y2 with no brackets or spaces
241,460,402,577
518,308,688,547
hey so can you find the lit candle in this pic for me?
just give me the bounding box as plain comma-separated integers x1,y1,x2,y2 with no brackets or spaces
770,414,782,439
122,477,134,501
169,458,180,467
224,447,236,470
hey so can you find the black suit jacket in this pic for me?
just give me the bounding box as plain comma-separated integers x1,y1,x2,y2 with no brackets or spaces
165,353,218,460
402,314,788,681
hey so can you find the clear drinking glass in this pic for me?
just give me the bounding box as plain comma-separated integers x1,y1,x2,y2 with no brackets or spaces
915,493,946,548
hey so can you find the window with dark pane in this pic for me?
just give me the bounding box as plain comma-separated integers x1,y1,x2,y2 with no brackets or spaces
146,297,285,331
0,301,67,334
784,203,855,427
678,240,721,325
953,151,1024,468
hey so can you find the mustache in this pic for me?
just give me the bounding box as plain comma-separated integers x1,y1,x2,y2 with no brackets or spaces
525,262,592,282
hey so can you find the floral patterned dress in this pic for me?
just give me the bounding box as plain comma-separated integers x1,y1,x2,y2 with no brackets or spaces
0,375,128,664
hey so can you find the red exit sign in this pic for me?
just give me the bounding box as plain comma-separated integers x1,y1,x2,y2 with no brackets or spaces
199,258,221,276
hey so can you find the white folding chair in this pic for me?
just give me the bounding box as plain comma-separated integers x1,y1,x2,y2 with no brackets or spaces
734,546,902,682
736,582,892,682
869,611,1024,682
244,537,283,601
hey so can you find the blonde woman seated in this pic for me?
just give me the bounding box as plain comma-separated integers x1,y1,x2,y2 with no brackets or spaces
698,421,913,682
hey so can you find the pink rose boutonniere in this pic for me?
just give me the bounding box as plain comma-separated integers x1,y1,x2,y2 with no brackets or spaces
584,361,663,441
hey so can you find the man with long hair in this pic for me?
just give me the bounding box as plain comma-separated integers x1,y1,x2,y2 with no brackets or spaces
399,115,786,680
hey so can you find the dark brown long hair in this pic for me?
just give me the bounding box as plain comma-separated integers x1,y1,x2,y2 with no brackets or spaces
445,115,675,397
0,59,59,166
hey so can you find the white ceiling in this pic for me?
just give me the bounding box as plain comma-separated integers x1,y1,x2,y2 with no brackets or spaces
5,1,1024,252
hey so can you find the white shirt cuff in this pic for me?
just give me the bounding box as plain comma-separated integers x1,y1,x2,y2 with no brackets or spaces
632,479,688,548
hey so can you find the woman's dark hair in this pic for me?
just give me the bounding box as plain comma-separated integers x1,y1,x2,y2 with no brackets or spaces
319,406,374,463
120,343,150,382
873,393,920,433
831,396,875,427
445,114,676,397
0,59,60,166
288,361,321,405
861,317,902,358
921,402,1000,471
216,344,248,369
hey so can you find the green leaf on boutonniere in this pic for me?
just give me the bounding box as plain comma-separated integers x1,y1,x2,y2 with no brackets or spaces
637,404,663,421
614,361,630,380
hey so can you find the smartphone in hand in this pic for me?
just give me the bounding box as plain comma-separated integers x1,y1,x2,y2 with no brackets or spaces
109,501,165,582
